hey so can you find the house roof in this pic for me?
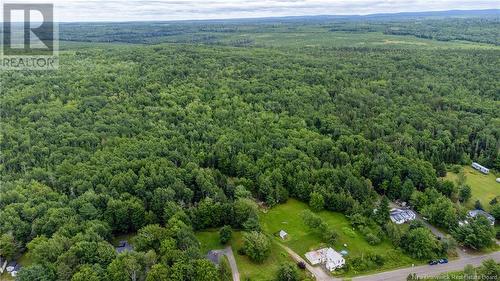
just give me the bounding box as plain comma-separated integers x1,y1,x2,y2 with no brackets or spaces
206,250,221,265
324,248,344,262
468,209,495,222
305,250,322,262
390,208,415,221
305,247,344,263
116,241,133,253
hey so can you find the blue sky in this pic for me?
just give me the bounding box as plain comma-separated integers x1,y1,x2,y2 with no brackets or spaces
4,0,499,22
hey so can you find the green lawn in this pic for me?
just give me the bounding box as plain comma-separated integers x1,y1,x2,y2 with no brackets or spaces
444,166,500,211
0,273,15,281
17,253,32,267
196,229,308,281
196,230,224,254
261,199,419,276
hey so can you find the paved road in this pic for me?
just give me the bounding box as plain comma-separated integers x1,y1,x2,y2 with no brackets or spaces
352,251,500,281
212,247,240,281
280,240,499,281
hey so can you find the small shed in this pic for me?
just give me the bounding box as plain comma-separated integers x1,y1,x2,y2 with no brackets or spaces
279,230,288,240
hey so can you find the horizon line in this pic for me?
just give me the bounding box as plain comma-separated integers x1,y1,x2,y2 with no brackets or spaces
4,8,498,24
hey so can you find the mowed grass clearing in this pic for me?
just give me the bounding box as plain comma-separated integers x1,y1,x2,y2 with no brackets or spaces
196,230,305,281
261,199,419,276
218,29,500,50
444,166,500,211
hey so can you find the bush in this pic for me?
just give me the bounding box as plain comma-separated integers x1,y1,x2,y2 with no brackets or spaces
323,228,339,245
242,231,271,263
301,210,323,229
490,204,500,220
219,225,232,245
243,216,261,232
348,252,385,272
297,261,306,270
451,165,462,174
237,247,245,255
401,228,441,259
384,222,404,247
276,262,300,281
342,227,356,238
365,232,381,245
458,185,472,203
453,216,495,250
350,214,368,228
474,200,483,210
309,192,325,212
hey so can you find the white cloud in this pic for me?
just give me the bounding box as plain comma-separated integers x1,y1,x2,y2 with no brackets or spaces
3,0,499,22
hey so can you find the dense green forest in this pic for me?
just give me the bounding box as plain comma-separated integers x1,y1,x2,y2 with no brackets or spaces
59,12,500,46
383,17,500,45
0,13,499,281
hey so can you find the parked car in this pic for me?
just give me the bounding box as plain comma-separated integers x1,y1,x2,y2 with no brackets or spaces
428,260,438,265
438,259,448,264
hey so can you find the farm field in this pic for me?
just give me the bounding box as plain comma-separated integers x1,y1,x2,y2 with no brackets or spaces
444,166,500,211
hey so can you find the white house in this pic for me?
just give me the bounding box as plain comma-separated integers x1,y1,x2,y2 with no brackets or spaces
5,262,21,278
279,230,288,240
305,247,345,272
496,178,500,183
472,162,489,174
390,208,416,224
305,249,323,265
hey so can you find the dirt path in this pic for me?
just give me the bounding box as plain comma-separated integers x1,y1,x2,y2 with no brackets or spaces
211,247,240,281
278,243,340,281
223,246,240,281
278,240,499,281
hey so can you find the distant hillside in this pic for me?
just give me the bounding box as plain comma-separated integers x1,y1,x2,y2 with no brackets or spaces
61,9,499,24
224,9,500,22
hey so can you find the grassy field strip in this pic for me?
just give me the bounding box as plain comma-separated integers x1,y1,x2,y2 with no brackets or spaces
444,166,500,210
